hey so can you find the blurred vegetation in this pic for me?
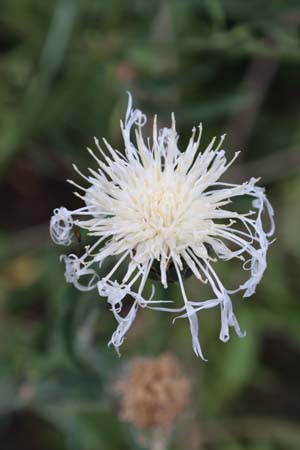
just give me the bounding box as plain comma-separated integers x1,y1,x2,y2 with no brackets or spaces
0,0,300,449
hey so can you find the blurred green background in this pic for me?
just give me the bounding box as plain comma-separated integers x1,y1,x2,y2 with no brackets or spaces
1,0,300,449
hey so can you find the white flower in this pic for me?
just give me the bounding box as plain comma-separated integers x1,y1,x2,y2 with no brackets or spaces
50,92,275,359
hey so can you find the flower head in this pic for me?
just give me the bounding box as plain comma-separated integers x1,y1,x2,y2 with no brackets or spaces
50,92,275,359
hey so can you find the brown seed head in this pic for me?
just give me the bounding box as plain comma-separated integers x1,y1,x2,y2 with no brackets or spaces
115,354,191,429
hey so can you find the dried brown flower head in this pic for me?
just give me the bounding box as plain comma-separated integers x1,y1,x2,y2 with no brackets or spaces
115,354,191,429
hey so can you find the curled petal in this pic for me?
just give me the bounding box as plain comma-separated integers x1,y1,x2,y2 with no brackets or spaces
219,292,246,342
50,207,74,245
97,278,159,354
61,254,99,291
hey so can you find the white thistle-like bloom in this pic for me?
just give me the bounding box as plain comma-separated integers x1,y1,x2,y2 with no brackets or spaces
50,93,274,360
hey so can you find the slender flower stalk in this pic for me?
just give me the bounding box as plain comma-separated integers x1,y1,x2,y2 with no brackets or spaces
50,92,275,359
